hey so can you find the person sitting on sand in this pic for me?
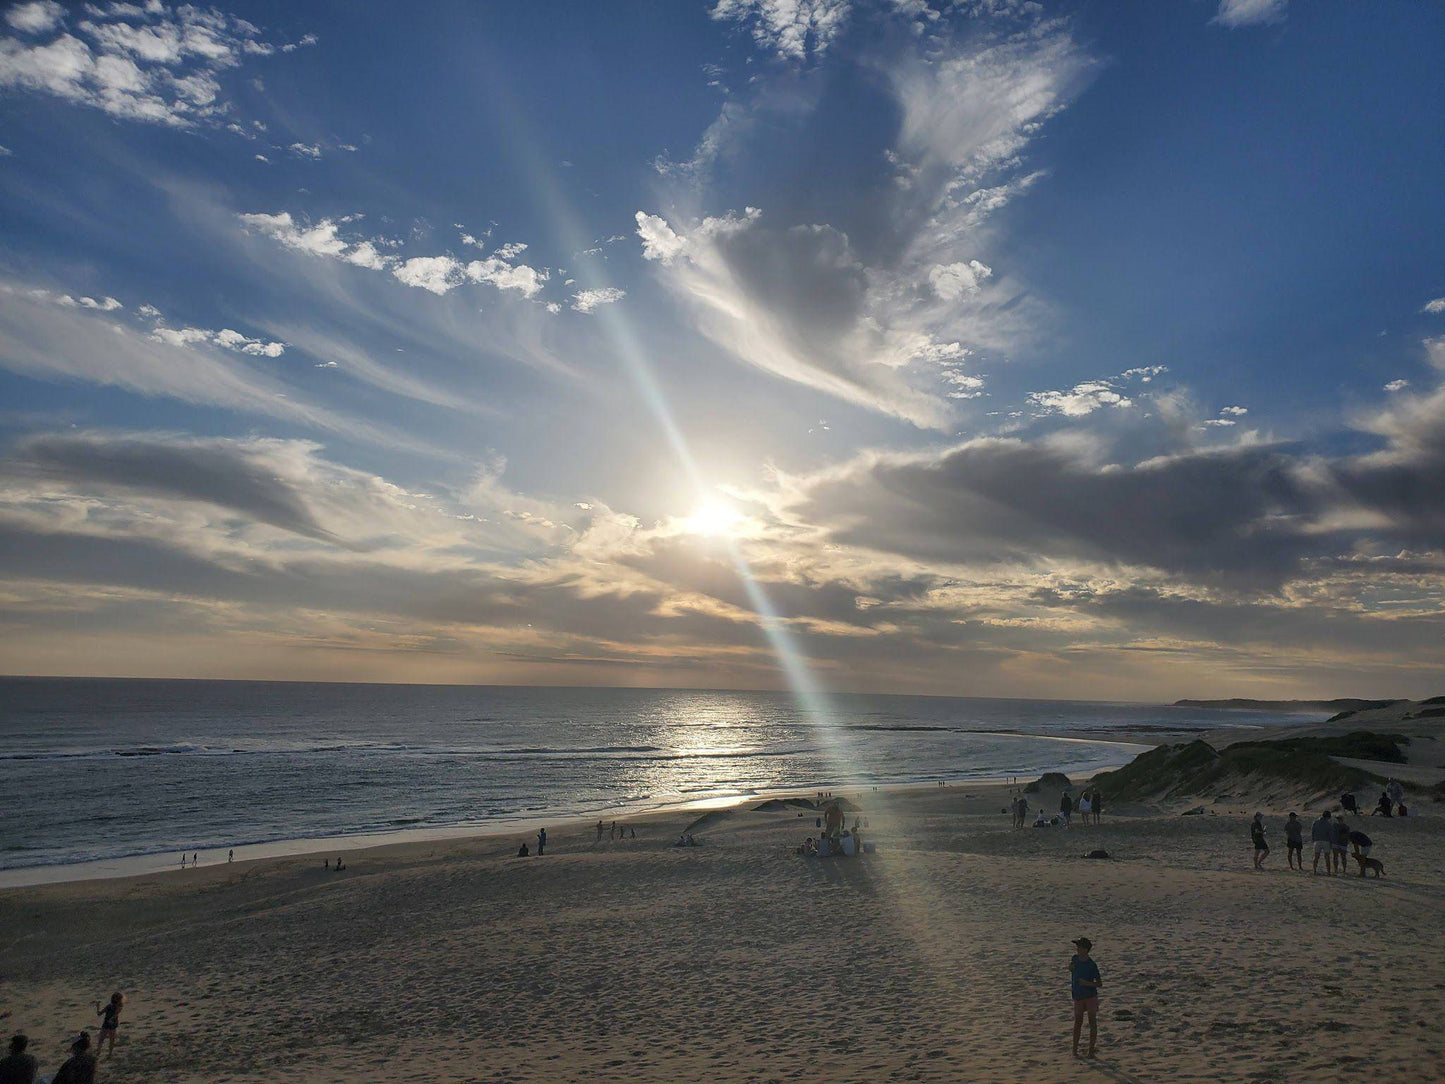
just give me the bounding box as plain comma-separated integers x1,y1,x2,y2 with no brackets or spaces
1372,791,1392,817
1285,812,1304,870
1034,810,1049,828
1340,793,1359,816
517,843,529,857
1311,811,1334,875
1068,937,1102,1059
0,1034,37,1084
1250,813,1269,869
94,992,123,1057
51,1033,96,1084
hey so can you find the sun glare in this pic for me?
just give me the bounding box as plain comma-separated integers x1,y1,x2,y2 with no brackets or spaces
683,498,745,538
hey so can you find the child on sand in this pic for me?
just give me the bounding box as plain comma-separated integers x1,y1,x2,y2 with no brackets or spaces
1068,937,1101,1058
94,992,123,1056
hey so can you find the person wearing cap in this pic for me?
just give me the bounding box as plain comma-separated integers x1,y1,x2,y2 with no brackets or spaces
1068,937,1102,1058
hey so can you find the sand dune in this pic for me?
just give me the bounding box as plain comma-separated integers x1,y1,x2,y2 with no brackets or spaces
2,785,1442,1083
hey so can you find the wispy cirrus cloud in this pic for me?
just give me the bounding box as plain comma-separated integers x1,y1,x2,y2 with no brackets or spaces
637,2,1095,428
1212,0,1288,29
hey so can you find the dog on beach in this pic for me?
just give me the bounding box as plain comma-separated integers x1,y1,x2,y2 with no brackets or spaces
1353,853,1385,878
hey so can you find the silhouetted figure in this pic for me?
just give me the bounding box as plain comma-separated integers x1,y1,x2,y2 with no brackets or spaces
0,1034,37,1084
228,849,234,862
536,828,547,856
51,1033,96,1084
1372,792,1392,817
517,843,529,857
94,993,123,1056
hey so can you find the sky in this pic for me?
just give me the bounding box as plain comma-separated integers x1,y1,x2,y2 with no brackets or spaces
0,0,1442,700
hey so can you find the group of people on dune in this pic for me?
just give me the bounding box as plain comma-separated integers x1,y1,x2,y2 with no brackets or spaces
1252,799,1394,878
1010,788,1102,829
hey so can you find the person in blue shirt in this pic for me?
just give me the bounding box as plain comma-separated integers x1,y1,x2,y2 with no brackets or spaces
1069,937,1102,1058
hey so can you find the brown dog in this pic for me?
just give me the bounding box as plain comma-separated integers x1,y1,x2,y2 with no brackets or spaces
1353,853,1385,878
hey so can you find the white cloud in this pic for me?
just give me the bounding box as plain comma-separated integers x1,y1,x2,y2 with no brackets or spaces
0,278,329,424
942,370,985,399
710,0,852,61
1212,0,1288,28
144,311,286,357
241,211,549,299
253,153,268,162
1423,298,1445,315
5,2,63,34
392,256,461,296
466,257,547,298
1384,379,1410,392
638,8,1093,429
928,260,992,301
1121,366,1168,383
1027,381,1131,417
571,287,626,313
0,5,311,128
1219,405,1248,416
1201,418,1236,427
288,142,322,159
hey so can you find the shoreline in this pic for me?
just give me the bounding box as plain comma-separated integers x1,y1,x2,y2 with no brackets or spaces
0,744,1148,890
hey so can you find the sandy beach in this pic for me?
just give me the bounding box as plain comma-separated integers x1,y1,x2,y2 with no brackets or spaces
3,779,1442,1084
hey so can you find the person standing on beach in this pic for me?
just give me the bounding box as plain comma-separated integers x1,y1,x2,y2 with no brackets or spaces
1250,813,1268,869
1311,811,1334,875
0,1034,37,1084
1331,815,1351,874
536,828,546,856
596,820,603,842
1091,790,1102,824
1068,937,1102,1058
1285,813,1303,870
1059,791,1073,828
50,1033,95,1084
93,993,123,1057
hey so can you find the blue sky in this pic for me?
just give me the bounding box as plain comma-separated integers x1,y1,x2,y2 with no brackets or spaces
1,0,1442,698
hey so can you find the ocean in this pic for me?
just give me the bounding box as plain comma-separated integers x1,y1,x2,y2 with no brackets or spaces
0,678,1323,881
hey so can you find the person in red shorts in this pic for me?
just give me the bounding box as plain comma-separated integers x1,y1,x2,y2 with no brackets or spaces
1068,936,1102,1058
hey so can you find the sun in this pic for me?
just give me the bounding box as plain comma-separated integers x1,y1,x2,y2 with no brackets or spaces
683,497,746,538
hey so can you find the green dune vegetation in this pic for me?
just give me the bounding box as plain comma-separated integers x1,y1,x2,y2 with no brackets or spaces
1089,732,1410,805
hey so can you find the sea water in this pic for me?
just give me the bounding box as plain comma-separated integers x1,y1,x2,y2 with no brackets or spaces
0,677,1322,878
